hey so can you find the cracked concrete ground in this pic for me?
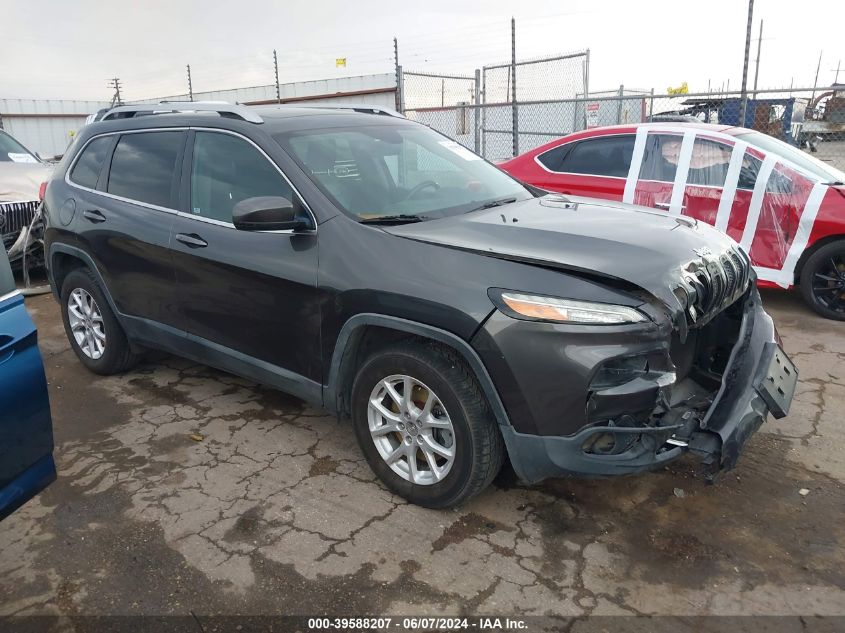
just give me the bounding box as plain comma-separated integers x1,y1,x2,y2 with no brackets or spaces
1,289,844,620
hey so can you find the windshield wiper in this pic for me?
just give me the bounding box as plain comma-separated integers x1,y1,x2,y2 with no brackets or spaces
823,181,844,186
359,214,427,225
467,197,518,213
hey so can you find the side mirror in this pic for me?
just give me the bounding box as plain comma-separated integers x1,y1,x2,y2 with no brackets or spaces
36,152,62,163
232,196,309,232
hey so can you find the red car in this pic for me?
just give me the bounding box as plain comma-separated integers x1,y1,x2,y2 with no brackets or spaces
500,123,845,320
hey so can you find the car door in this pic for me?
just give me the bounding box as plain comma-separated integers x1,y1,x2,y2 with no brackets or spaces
632,131,684,213
745,160,817,272
69,130,185,329
170,129,321,394
0,248,55,520
533,134,633,201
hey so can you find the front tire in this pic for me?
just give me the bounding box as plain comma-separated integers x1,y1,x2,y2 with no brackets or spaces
351,342,504,508
60,268,139,374
799,241,845,321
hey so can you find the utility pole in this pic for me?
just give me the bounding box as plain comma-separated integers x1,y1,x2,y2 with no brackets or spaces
108,77,123,107
738,0,754,127
273,50,281,103
511,16,518,157
811,51,823,105
752,19,763,98
186,65,193,102
834,60,841,85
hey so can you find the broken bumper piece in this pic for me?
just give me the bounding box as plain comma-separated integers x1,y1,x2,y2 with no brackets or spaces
502,288,797,484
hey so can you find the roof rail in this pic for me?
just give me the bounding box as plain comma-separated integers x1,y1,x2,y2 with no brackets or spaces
259,103,405,118
101,102,263,124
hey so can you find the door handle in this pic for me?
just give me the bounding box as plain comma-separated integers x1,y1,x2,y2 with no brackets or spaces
83,209,107,223
175,233,208,248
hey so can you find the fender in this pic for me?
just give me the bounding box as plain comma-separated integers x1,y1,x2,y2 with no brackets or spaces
324,313,512,429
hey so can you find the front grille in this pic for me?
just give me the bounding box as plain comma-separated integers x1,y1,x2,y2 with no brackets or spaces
1,200,39,250
722,254,737,297
681,246,750,327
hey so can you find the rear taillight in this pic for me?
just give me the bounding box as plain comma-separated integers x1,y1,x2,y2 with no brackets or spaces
38,182,47,202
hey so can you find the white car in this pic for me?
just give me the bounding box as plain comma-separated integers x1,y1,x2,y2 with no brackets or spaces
0,130,52,265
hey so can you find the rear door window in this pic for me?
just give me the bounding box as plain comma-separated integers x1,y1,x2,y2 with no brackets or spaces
638,133,683,182
69,136,113,189
107,132,184,208
553,135,635,177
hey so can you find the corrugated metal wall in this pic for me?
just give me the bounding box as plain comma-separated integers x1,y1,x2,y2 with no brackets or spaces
1,73,397,157
0,99,111,157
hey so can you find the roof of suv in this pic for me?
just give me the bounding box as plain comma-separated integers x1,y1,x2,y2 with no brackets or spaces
81,104,411,140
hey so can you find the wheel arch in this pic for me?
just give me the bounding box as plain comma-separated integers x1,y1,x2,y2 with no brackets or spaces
795,234,845,284
324,314,511,429
48,244,123,323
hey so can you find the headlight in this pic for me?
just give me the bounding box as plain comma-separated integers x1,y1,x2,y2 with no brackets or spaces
495,292,647,325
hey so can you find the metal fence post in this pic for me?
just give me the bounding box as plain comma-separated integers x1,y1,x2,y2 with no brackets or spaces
397,65,405,114
584,48,590,101
649,88,655,121
511,17,518,157
617,85,624,124
273,50,281,104
394,37,400,112
474,68,481,154
481,66,487,158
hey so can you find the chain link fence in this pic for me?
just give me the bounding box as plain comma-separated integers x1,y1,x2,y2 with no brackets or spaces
402,52,591,159
402,67,845,171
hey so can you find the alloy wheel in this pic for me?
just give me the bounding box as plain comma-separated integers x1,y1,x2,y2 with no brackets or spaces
67,288,106,359
367,374,456,485
811,252,845,315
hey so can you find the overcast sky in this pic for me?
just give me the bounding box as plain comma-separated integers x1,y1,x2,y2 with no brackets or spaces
2,0,843,102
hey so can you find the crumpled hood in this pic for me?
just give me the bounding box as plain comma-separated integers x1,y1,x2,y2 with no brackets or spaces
0,162,53,202
384,195,742,317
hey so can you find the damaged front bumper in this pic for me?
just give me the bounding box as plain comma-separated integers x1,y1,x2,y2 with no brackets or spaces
488,287,797,484
2,200,43,265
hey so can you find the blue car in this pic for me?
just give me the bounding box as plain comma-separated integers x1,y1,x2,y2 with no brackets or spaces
0,246,55,520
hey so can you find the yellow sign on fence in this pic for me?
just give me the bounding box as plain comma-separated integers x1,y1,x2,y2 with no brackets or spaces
336,58,347,68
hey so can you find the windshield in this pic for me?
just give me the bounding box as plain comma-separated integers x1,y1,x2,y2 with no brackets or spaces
274,123,533,221
0,131,38,163
736,131,845,183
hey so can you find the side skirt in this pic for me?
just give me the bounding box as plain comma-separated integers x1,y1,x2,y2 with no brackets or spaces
122,315,323,407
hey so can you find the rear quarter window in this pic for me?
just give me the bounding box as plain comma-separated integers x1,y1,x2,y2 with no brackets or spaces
539,135,635,177
69,136,113,189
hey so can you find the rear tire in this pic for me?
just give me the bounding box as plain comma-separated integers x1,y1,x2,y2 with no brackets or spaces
60,268,139,374
799,241,845,321
351,342,504,508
